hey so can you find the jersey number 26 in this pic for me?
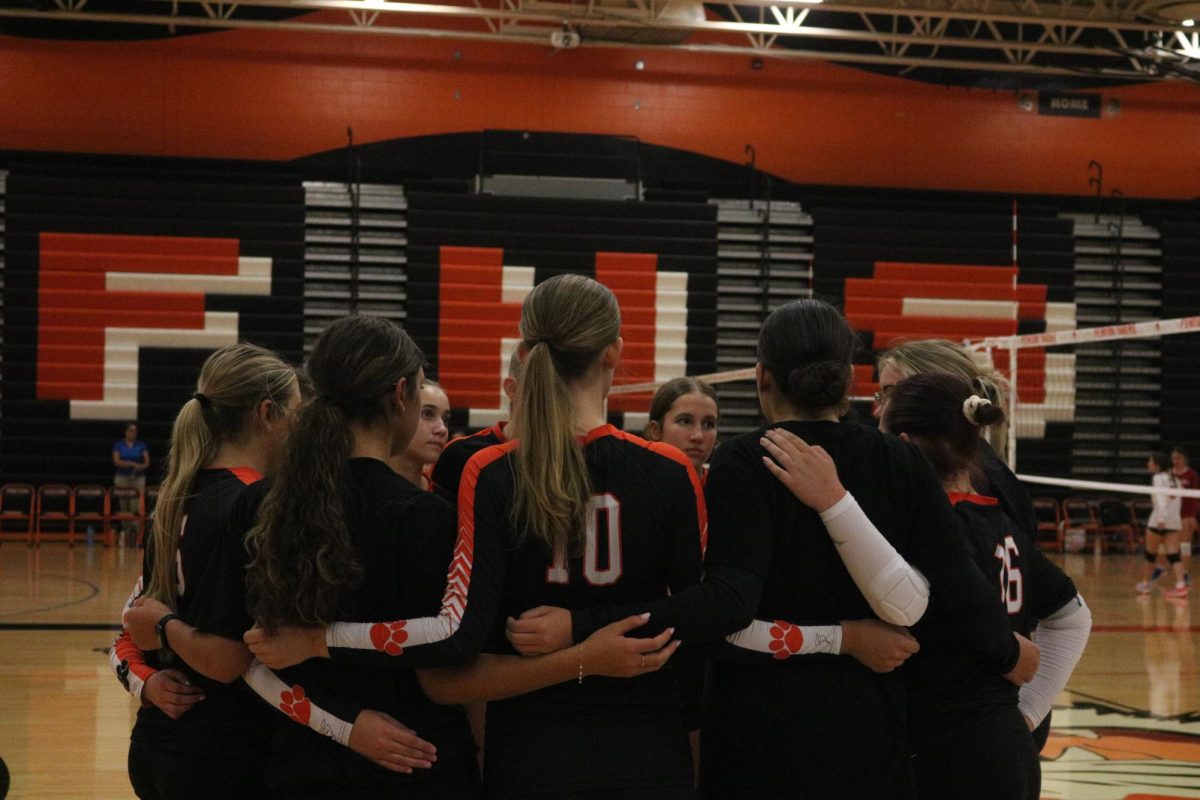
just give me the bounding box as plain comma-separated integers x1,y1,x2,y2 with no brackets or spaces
546,494,623,586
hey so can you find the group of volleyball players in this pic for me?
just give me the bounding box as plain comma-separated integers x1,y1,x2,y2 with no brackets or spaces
109,275,1090,800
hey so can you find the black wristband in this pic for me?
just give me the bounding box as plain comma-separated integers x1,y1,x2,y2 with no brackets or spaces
155,613,182,651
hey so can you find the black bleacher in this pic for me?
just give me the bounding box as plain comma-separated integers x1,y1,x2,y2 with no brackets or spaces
1,155,305,485
1148,204,1200,452
404,190,720,378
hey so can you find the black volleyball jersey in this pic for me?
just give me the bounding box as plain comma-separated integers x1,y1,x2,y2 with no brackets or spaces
429,422,508,506
572,420,1021,674
258,458,477,792
906,493,1078,737
320,425,706,793
124,468,275,760
979,440,1038,545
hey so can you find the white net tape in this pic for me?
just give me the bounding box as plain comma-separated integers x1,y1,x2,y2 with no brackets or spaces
608,315,1200,499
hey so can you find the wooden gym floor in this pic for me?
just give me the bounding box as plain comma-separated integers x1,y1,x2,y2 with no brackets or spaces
1,542,1198,800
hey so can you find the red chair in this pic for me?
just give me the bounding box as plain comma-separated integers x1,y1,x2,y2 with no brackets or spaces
1061,498,1101,553
34,484,75,546
109,486,144,547
1031,497,1063,552
73,485,111,546
1097,497,1139,554
0,483,36,544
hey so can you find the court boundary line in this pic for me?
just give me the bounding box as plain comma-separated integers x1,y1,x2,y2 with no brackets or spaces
0,622,120,631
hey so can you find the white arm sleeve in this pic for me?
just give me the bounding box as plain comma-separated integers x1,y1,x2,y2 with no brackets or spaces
243,660,354,748
1018,594,1092,728
820,492,930,626
725,620,842,659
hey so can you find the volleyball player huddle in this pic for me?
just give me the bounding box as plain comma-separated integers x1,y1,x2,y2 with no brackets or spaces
110,275,1090,800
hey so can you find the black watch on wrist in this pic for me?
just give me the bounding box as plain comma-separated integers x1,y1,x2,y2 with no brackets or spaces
155,613,182,651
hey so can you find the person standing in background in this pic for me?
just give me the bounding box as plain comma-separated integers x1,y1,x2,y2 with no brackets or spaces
1140,452,1187,599
1172,445,1198,560
113,422,151,542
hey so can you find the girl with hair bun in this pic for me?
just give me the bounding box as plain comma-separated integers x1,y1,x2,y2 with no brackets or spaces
882,373,1091,800
876,338,1037,561
110,343,300,799
644,377,720,477
697,300,1041,798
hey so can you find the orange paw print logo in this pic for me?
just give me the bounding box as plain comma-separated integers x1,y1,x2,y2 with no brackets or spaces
768,620,803,659
370,621,408,655
280,684,311,726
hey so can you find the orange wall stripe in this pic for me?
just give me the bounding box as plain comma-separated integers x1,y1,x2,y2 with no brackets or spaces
41,232,239,257
2,31,1199,195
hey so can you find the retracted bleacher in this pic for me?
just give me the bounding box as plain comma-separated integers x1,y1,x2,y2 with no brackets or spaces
403,190,718,430
0,156,305,486
808,191,1076,478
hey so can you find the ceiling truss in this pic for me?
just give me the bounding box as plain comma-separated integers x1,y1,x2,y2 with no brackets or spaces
3,0,1199,81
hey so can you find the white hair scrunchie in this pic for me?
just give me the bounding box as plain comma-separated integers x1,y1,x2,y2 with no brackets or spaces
962,395,992,426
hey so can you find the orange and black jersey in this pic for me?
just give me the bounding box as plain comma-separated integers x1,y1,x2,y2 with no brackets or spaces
429,421,507,506
473,425,705,795
906,493,1078,739
254,458,478,795
324,424,706,667
321,425,706,795
118,467,274,764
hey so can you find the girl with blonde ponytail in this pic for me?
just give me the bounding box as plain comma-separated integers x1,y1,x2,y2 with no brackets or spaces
109,343,299,800
245,277,697,797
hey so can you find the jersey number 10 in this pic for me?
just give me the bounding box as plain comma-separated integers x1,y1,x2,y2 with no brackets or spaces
993,534,1024,614
546,494,623,586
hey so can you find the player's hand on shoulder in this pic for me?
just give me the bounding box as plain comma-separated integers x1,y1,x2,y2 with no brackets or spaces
839,618,919,673
581,613,680,679
506,605,573,655
348,709,438,774
126,596,173,650
759,428,847,513
243,624,327,669
1004,632,1040,686
142,668,205,719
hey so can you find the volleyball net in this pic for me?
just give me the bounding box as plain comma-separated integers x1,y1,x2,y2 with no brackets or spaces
609,314,1200,501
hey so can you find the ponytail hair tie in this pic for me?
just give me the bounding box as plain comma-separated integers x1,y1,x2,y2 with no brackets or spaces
193,392,211,408
527,337,556,351
962,395,992,426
